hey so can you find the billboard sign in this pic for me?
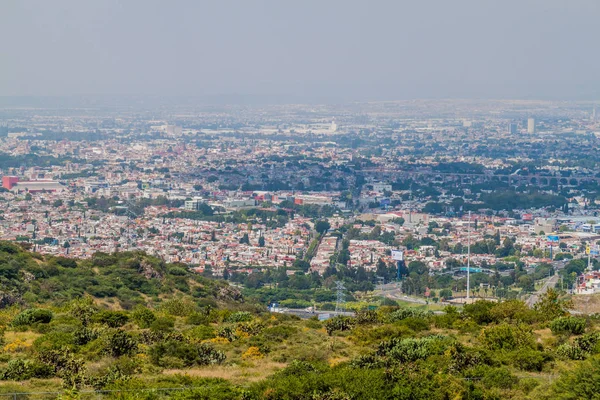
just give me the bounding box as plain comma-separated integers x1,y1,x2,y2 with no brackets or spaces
391,250,404,261
547,235,560,242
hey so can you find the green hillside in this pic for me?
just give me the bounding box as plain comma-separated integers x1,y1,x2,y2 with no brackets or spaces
0,242,599,399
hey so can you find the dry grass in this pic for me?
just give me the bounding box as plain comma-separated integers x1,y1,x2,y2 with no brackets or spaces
162,360,286,384
4,330,42,346
571,294,600,314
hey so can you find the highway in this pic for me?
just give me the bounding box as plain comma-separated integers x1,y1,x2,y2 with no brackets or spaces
526,273,560,307
374,282,428,304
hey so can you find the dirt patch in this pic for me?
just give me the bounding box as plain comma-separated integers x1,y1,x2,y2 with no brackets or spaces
162,360,286,384
571,294,600,314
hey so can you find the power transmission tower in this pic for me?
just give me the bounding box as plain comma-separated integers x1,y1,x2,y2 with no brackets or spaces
335,281,346,313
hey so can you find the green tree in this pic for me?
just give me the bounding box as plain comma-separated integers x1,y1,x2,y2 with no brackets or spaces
534,289,573,322
315,220,331,235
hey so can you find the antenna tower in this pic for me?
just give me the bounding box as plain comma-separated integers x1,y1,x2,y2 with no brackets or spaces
335,281,346,313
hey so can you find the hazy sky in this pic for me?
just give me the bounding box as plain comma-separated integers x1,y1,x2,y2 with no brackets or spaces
1,0,599,101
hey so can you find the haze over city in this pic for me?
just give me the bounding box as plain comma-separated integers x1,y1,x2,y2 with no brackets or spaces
2,0,600,101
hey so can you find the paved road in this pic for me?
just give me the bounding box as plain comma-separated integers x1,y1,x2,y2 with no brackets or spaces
375,283,428,304
526,274,560,307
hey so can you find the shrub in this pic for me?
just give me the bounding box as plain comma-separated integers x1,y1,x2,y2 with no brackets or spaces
12,308,53,326
463,301,495,324
160,298,196,317
377,335,449,363
480,366,518,389
102,329,138,357
0,358,53,380
512,349,549,371
490,300,538,324
186,311,209,326
186,325,216,341
574,332,600,354
325,316,354,336
447,343,489,373
132,307,156,328
388,308,430,323
354,310,378,325
400,317,430,332
217,326,237,342
149,340,225,367
276,360,317,377
92,310,129,328
550,317,586,335
350,354,385,369
68,298,98,326
226,311,253,323
73,327,99,346
37,349,86,388
557,343,586,360
242,346,264,360
262,325,297,341
167,267,188,276
480,323,534,351
150,316,175,332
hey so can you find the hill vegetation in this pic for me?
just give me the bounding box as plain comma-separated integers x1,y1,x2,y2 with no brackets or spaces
0,243,599,399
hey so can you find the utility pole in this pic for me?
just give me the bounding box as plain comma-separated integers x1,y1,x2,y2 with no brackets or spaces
335,281,346,313
587,240,592,272
467,211,471,302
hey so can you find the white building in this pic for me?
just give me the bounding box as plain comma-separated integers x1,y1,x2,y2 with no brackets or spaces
527,118,536,134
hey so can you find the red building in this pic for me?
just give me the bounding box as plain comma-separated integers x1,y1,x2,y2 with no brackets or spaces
2,176,18,190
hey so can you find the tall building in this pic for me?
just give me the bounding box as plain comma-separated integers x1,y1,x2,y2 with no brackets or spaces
508,123,517,134
527,118,535,134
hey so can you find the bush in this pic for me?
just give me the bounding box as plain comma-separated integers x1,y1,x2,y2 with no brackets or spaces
512,349,549,371
550,317,586,335
0,358,54,380
186,325,216,341
12,308,53,326
400,317,430,332
132,307,156,328
354,310,378,325
480,366,518,389
388,308,431,323
149,341,225,367
574,332,600,354
217,326,237,342
276,360,317,377
102,329,138,357
463,301,495,324
377,335,449,363
490,300,538,324
37,349,86,388
150,316,175,332
92,310,129,328
480,323,534,351
186,311,209,326
73,327,99,346
261,325,297,341
557,343,586,360
324,316,354,336
447,343,489,373
160,298,196,317
225,311,253,323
